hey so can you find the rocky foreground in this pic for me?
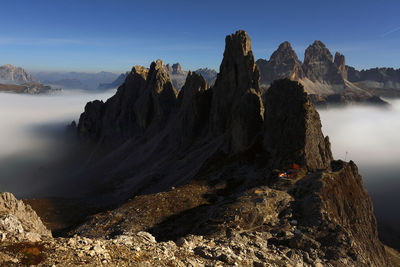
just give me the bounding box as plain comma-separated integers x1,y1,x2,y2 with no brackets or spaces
1,30,400,266
0,82,61,95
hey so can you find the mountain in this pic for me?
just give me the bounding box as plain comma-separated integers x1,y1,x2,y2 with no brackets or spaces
165,63,185,75
166,63,218,88
0,64,35,84
257,41,304,85
62,30,390,266
256,41,387,107
194,68,218,85
347,67,400,97
97,72,129,90
33,71,118,90
0,82,61,95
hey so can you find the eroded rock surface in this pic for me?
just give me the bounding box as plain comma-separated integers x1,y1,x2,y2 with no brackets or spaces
0,192,51,242
263,79,332,171
256,41,304,86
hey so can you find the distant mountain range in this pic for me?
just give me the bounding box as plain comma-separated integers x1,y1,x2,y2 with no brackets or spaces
33,71,119,90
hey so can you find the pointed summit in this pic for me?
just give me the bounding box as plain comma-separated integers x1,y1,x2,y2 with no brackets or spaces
257,41,304,85
210,30,263,153
334,52,348,80
303,40,344,84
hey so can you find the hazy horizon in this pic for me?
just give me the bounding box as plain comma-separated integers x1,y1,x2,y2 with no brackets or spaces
1,1,400,73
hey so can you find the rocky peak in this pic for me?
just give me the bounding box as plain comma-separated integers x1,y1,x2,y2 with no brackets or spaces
0,64,35,83
166,63,185,75
263,79,333,171
210,30,263,153
257,41,304,85
178,71,208,108
304,40,332,64
334,52,347,80
135,59,177,130
303,41,344,84
78,59,177,147
172,63,183,74
270,41,297,61
175,71,211,148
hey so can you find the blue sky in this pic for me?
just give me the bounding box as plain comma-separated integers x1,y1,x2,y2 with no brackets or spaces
0,0,400,73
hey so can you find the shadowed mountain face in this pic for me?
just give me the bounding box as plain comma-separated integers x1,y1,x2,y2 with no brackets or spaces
69,30,390,266
257,41,304,85
256,41,389,107
99,64,218,91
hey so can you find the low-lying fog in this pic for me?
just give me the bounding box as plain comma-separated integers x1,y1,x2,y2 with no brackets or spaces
319,99,400,232
0,91,399,232
0,89,115,197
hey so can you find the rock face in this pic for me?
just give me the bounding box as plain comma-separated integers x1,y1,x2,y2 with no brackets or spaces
256,41,389,106
166,63,185,75
0,64,35,83
334,52,347,80
78,62,177,148
264,79,332,171
175,71,210,148
165,63,188,89
347,67,400,97
256,41,304,85
73,30,389,266
0,192,51,242
303,41,344,85
209,30,263,153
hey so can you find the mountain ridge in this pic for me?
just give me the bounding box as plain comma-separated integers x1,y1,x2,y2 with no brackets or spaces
256,41,389,107
69,30,389,266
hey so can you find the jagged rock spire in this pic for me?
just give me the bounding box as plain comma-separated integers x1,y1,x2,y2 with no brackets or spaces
210,30,263,153
263,79,333,171
175,71,211,148
134,59,177,130
77,59,177,148
334,52,348,80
